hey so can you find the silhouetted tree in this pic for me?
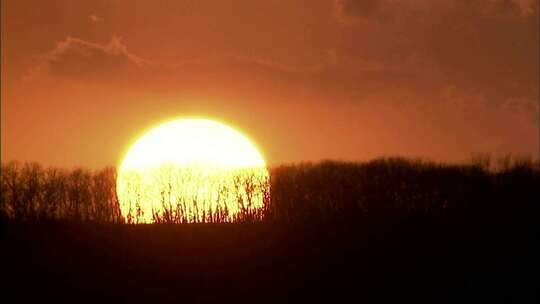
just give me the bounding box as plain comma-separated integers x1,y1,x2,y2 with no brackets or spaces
1,156,538,223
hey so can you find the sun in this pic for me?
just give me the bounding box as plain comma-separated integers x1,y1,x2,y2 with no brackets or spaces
116,118,269,223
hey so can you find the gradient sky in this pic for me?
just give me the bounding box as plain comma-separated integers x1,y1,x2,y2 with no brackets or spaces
1,0,538,168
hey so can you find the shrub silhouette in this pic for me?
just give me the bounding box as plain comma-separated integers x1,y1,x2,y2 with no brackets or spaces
1,156,538,223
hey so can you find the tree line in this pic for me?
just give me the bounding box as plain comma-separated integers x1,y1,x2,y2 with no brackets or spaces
1,162,122,223
269,156,539,223
1,156,538,223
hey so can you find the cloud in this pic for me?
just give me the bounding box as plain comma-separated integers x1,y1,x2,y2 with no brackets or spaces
25,9,538,114
89,14,104,23
24,36,154,82
334,0,538,105
336,0,534,20
24,35,339,87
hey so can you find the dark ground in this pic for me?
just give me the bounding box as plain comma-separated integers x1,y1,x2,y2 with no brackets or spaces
1,216,537,303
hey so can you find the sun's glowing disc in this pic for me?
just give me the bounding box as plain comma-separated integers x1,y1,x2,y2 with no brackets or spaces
116,118,269,223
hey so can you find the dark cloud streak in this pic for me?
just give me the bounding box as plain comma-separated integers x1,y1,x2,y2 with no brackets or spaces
336,0,538,104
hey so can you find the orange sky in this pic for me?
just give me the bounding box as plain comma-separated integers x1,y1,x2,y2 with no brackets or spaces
1,0,538,168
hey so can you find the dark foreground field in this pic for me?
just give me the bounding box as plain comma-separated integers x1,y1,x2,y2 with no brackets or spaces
2,216,537,303
2,158,538,302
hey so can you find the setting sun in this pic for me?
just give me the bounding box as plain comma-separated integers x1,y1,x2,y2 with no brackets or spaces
116,118,269,223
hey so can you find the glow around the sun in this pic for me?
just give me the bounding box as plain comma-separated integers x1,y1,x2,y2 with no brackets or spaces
116,118,269,223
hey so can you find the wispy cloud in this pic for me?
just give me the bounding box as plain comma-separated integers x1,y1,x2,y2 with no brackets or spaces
23,36,151,82
89,14,104,23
